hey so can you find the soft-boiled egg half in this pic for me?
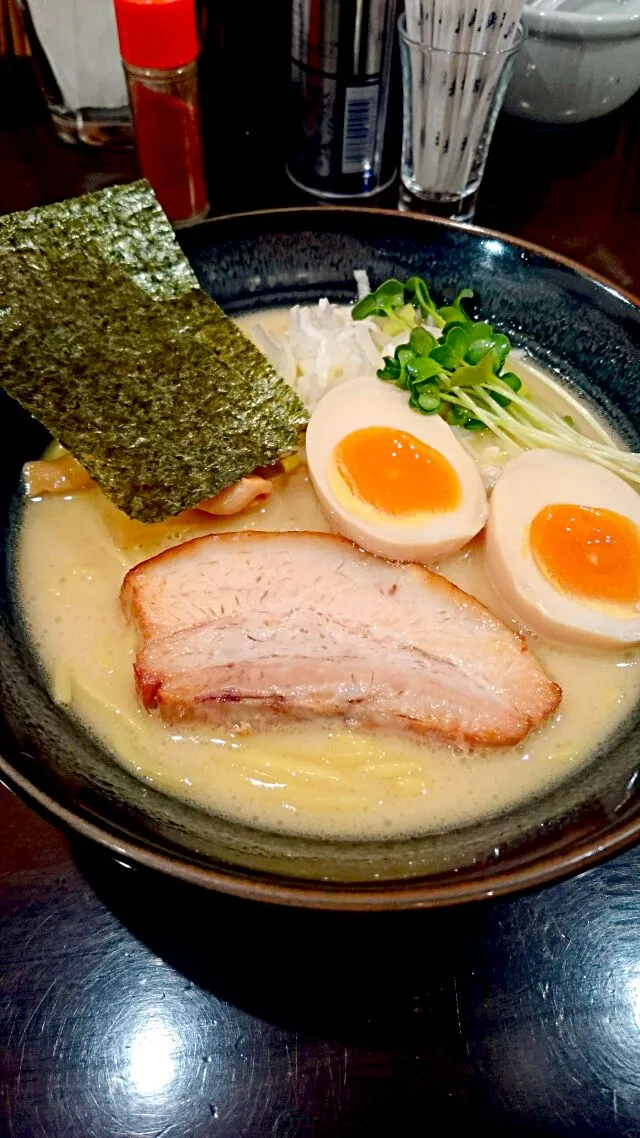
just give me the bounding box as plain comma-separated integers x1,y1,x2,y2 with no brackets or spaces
305,377,488,562
486,449,640,648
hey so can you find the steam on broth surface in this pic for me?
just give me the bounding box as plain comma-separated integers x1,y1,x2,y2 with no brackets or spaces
16,308,640,841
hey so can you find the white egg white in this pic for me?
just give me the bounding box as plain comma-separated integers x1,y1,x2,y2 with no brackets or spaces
305,376,488,562
486,449,640,647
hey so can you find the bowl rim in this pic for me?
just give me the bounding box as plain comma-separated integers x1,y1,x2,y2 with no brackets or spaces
183,202,640,311
4,202,640,910
2,750,640,910
524,2,640,41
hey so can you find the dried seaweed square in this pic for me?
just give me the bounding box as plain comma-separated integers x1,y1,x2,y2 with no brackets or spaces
0,182,307,520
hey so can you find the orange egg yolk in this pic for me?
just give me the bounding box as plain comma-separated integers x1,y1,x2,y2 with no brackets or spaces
530,503,640,606
333,426,461,516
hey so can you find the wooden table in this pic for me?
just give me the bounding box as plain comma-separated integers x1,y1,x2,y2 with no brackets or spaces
3,56,640,1138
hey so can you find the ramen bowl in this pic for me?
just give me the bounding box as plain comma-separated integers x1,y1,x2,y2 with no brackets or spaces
2,206,640,909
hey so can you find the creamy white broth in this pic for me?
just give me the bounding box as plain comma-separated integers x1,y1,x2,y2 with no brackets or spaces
15,309,640,841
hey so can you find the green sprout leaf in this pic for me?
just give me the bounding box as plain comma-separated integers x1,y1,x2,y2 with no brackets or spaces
352,275,640,487
409,326,437,356
416,390,442,413
445,404,472,427
437,288,474,326
405,276,440,323
453,350,498,389
377,356,401,381
491,370,522,407
430,325,470,371
501,371,523,393
406,355,441,384
351,292,379,320
353,278,407,321
490,334,511,373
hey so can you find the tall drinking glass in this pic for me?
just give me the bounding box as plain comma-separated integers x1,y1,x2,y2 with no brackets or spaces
18,0,132,146
398,14,524,222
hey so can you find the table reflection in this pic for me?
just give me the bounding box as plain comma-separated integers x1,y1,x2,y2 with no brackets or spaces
4,809,640,1135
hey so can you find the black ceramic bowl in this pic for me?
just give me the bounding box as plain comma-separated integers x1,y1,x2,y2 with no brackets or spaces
2,206,640,910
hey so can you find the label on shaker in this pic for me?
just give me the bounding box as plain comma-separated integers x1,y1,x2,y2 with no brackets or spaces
341,85,381,175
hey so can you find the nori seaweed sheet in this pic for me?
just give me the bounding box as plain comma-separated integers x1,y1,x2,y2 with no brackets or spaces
0,179,198,302
0,182,307,521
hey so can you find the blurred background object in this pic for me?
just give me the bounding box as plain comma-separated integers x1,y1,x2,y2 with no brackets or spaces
196,0,295,210
505,0,640,123
12,0,132,145
0,0,28,55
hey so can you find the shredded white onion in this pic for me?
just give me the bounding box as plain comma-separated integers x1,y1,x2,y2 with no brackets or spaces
250,272,386,410
353,269,371,300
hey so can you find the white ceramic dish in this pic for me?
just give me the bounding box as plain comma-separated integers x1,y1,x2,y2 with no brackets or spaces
505,0,640,124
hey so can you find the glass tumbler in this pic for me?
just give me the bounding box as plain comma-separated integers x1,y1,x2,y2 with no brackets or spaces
398,14,524,222
18,0,132,146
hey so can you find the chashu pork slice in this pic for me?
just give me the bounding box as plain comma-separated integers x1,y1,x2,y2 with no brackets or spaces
121,531,561,746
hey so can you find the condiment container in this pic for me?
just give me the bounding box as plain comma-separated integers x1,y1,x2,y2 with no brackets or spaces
114,0,209,225
287,0,398,199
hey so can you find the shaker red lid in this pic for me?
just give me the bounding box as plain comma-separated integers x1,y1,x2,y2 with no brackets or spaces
114,0,199,70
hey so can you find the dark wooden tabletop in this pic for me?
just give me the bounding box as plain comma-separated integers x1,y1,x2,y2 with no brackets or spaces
2,53,640,1138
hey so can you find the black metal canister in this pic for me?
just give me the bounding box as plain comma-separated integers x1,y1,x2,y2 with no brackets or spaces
287,0,398,199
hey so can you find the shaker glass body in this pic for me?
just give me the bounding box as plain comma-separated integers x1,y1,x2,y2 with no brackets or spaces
123,60,209,226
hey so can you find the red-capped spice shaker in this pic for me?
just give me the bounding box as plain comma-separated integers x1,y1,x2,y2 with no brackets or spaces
113,0,209,226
